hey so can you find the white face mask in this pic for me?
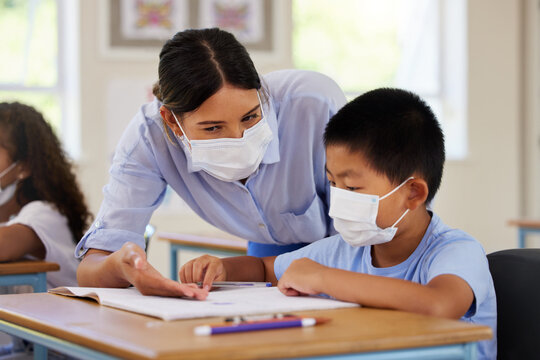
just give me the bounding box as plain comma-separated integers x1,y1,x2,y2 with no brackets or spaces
172,92,273,182
329,177,414,247
0,162,19,206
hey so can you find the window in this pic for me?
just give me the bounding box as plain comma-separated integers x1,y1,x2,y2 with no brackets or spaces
293,0,467,159
0,0,79,157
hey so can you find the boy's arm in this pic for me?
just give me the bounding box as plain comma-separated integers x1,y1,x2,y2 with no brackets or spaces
180,255,277,289
278,258,474,319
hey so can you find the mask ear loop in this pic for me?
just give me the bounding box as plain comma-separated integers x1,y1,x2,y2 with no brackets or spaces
0,162,19,191
380,176,415,229
171,111,192,151
379,176,415,200
256,90,265,122
390,208,410,228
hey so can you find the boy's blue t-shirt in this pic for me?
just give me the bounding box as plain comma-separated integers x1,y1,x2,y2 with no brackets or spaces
274,213,497,360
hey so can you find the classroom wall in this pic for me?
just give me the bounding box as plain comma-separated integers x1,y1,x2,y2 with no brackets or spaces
434,0,522,252
77,0,525,277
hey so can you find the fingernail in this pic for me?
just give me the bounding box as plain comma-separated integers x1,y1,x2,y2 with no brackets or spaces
203,285,210,291
134,257,142,268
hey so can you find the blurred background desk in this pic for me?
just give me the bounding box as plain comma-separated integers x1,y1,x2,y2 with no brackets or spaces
158,232,247,280
508,219,540,248
0,260,59,293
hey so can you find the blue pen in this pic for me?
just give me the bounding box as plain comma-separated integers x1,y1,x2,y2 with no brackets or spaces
197,281,272,288
194,317,328,336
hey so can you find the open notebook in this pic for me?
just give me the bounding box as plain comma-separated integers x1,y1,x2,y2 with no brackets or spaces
49,286,359,321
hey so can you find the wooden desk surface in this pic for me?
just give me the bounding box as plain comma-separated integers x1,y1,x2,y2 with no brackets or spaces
0,293,491,360
0,260,59,275
158,232,247,253
508,219,540,228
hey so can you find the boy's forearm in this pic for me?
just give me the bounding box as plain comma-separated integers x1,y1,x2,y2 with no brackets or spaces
222,256,277,284
319,268,469,319
77,250,131,288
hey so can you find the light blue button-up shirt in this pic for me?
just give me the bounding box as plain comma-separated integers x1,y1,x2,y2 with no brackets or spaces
76,70,347,256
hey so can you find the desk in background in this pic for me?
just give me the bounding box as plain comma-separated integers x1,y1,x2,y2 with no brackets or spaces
508,219,540,248
0,292,492,360
158,232,247,281
0,260,59,293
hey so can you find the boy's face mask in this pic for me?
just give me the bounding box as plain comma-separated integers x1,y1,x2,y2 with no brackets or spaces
329,177,414,247
0,162,19,206
171,92,273,182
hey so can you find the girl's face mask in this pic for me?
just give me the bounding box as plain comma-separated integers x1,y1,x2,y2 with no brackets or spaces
0,162,19,206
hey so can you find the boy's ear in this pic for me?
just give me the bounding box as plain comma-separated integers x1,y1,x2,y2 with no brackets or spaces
159,105,184,137
405,178,429,211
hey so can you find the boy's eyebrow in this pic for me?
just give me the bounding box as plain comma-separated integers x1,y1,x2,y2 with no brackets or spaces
325,164,359,178
325,165,332,175
196,104,260,125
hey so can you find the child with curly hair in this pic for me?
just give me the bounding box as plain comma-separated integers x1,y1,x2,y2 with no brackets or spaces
0,102,92,287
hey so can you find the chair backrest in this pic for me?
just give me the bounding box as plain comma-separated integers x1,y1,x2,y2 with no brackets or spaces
487,248,540,360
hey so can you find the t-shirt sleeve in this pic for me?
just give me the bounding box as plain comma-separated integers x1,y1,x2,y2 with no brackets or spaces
274,235,343,279
424,236,491,317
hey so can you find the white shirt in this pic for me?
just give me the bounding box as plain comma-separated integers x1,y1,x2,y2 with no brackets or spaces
5,201,79,288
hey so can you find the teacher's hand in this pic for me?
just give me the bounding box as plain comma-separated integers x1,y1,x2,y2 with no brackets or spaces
179,255,227,290
117,242,208,299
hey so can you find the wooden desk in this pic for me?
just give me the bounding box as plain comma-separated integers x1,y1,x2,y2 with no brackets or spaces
0,292,492,360
158,232,247,280
508,219,540,248
0,260,59,292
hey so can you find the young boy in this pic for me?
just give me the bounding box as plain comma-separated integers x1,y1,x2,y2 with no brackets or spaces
180,88,496,360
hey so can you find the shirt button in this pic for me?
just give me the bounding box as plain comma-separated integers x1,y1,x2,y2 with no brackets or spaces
258,223,266,229
95,221,101,228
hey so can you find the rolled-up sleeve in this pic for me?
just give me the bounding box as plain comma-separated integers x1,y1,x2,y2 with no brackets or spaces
76,113,167,258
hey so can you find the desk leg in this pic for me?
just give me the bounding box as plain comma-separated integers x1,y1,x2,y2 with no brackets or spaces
518,228,526,248
464,342,477,360
34,273,47,293
170,247,178,281
34,344,47,360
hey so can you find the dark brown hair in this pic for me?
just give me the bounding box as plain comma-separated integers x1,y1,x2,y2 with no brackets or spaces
0,102,92,243
153,28,261,118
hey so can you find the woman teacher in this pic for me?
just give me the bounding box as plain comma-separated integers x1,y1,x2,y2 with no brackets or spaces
76,28,346,297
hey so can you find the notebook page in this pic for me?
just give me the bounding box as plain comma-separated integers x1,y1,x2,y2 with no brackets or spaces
50,286,359,321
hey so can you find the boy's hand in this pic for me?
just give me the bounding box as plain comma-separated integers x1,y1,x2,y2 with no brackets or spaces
179,255,227,290
116,242,208,299
277,258,327,296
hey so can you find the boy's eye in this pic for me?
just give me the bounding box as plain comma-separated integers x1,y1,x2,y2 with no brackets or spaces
242,114,259,122
204,126,221,132
346,186,359,191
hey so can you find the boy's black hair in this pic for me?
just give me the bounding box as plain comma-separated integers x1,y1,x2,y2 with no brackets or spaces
324,88,445,202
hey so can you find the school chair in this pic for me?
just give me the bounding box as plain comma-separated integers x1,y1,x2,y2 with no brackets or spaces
487,248,540,360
